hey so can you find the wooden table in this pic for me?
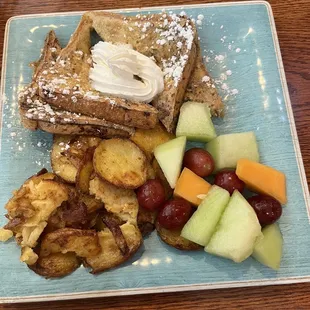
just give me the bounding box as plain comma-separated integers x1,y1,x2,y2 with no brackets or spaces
1,0,310,309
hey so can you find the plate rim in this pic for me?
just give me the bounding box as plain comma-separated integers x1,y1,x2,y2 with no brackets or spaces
1,0,310,304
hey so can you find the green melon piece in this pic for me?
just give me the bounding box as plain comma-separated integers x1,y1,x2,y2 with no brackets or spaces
154,136,187,189
206,132,259,172
205,190,262,263
181,186,230,246
252,223,283,270
176,101,217,142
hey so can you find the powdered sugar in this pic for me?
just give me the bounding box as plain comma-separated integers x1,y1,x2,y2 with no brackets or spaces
130,12,195,87
197,14,204,20
156,39,166,45
202,75,210,82
162,54,189,87
215,54,225,62
196,16,240,99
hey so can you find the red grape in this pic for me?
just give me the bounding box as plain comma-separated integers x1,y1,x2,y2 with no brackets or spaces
183,148,215,177
157,198,192,230
137,179,166,211
214,170,245,195
247,195,282,226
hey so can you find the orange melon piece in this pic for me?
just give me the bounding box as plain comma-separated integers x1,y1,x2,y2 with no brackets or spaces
236,159,287,204
174,168,211,206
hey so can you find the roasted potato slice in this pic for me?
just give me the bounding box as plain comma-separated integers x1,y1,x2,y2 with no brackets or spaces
155,222,201,251
93,139,147,189
137,207,157,237
51,136,79,183
76,147,95,194
29,252,80,278
51,135,101,183
130,123,175,160
152,158,173,199
40,228,101,258
89,176,138,224
85,222,142,273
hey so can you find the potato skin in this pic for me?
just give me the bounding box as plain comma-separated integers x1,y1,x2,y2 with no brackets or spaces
130,123,175,160
76,147,96,194
137,207,157,237
51,135,78,183
51,135,101,184
100,212,129,255
29,252,81,278
93,139,147,189
84,222,142,274
155,222,201,251
40,228,101,258
89,176,139,225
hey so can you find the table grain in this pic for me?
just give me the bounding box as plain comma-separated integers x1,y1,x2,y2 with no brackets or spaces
1,0,310,309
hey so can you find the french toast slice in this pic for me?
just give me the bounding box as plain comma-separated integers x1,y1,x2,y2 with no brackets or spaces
88,11,197,132
19,98,134,138
33,16,158,129
87,11,223,130
184,39,224,116
19,31,134,138
22,11,223,134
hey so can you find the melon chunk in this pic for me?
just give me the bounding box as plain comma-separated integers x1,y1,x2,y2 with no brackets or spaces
154,136,186,189
176,101,217,142
181,186,230,246
205,190,262,263
206,132,259,172
174,168,211,206
236,159,287,204
252,223,283,270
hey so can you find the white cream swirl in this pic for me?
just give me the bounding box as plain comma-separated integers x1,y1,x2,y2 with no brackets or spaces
89,42,164,103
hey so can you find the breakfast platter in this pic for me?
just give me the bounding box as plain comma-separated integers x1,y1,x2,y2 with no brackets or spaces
0,1,309,303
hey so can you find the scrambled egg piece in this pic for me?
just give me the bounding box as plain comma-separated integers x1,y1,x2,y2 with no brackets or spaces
0,228,13,242
20,246,39,265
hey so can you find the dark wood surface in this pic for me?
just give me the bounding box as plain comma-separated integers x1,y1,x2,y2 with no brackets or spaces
1,0,310,308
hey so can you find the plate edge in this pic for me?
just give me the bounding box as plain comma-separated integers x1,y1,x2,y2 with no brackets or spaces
0,16,11,153
5,1,270,21
2,275,310,304
1,0,310,303
264,1,310,220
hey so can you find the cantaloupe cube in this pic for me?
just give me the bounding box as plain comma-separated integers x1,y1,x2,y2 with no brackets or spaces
236,159,287,204
174,168,211,205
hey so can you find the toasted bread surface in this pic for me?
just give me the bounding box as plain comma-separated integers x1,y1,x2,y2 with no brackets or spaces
33,16,158,129
19,30,136,137
21,12,224,134
88,11,197,132
184,39,224,116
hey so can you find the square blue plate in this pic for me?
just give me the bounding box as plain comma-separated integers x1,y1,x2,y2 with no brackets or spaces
1,1,310,303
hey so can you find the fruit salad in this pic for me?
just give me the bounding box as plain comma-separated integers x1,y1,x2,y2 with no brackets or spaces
138,101,286,270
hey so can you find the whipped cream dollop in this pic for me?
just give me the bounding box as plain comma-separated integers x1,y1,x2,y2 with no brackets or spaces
89,42,164,103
